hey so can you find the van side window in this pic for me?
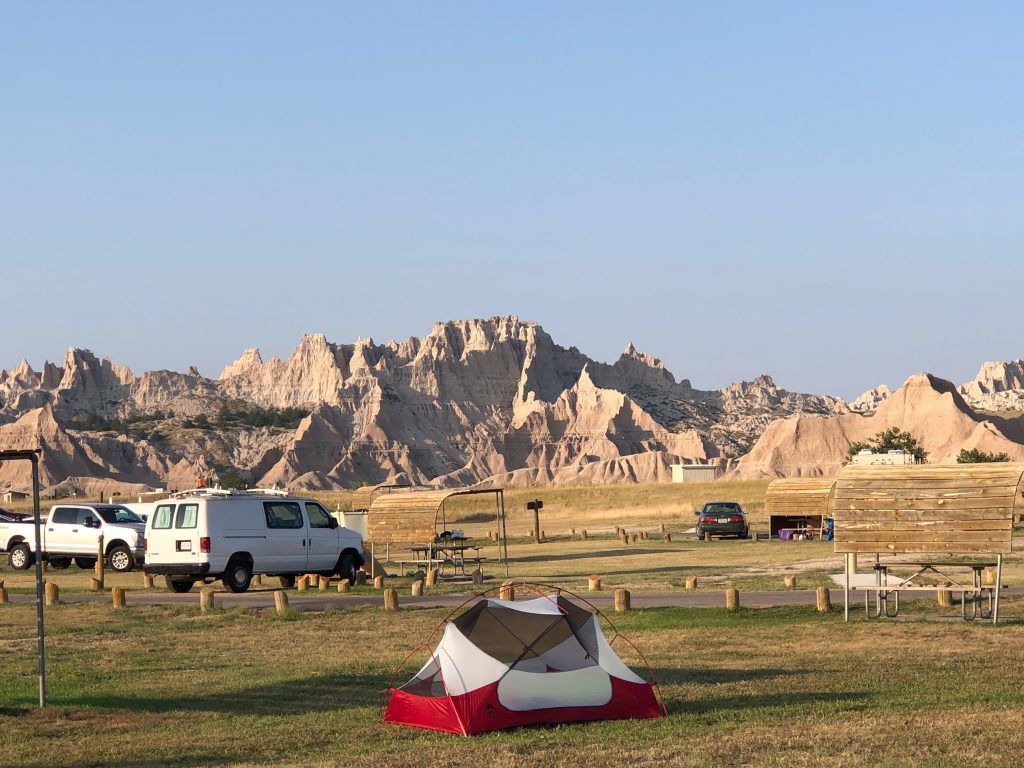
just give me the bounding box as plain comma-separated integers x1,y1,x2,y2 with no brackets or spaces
50,507,76,525
77,509,100,526
305,502,334,528
264,502,304,529
175,504,199,529
152,504,175,529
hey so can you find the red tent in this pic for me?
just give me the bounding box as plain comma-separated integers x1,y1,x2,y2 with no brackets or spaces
384,588,664,735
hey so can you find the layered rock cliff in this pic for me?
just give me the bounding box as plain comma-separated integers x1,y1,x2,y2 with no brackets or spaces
0,316,839,492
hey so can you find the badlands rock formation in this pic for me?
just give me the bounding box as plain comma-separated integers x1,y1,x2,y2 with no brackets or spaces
733,373,1024,478
0,317,838,492
958,360,1024,412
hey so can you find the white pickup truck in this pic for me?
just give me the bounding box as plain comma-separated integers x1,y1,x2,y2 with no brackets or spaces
1,503,146,572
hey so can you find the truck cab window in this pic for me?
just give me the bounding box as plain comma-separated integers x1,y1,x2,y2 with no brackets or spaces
50,508,76,525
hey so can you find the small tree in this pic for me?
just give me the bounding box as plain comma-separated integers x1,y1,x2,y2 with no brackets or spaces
218,469,246,490
847,427,927,463
957,448,1010,464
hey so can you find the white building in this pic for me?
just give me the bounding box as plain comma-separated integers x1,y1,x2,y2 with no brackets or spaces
670,464,723,483
849,449,920,466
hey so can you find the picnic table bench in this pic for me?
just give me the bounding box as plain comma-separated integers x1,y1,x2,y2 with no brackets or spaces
851,558,1000,621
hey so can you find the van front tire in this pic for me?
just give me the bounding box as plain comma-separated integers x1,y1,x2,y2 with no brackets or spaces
336,552,357,585
223,558,253,593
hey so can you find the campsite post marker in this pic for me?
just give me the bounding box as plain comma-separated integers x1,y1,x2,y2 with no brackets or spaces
526,499,543,544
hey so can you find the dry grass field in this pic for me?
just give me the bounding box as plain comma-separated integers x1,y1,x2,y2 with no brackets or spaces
3,599,1024,768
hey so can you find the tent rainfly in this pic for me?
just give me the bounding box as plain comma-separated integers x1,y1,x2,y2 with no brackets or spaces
384,591,664,735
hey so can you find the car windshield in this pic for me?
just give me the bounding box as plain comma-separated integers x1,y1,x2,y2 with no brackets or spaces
96,506,143,524
704,504,741,515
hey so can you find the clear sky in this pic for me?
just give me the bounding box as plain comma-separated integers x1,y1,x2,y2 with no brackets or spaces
2,3,1022,399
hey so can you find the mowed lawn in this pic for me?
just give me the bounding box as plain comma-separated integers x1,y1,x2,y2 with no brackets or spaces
3,599,1024,768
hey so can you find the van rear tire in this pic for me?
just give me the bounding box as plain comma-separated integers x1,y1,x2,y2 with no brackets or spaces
223,558,253,593
49,557,72,570
165,577,196,593
74,557,96,570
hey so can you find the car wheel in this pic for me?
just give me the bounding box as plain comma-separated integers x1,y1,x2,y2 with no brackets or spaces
48,557,72,570
278,575,296,590
335,552,357,584
108,545,135,573
223,558,253,593
74,557,96,570
9,544,33,570
165,576,195,593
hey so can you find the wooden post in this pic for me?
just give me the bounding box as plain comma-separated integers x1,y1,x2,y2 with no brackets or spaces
640,531,647,541
383,587,398,610
937,582,953,608
528,529,534,539
663,533,672,543
200,588,215,613
726,588,740,610
319,576,330,592
297,575,308,592
355,571,367,586
784,575,797,590
539,530,545,543
816,586,831,612
984,567,998,587
373,575,384,589
111,587,126,609
252,574,263,588
630,533,638,544
660,523,666,533
0,586,7,604
142,573,155,589
274,589,289,616
570,527,576,536
704,532,712,542
580,529,587,540
90,578,103,592
425,568,438,587
588,575,602,591
615,526,621,537
337,579,351,593
95,533,105,589
45,582,59,606
685,576,698,590
411,580,424,597
614,588,631,612
499,581,515,601
472,568,484,585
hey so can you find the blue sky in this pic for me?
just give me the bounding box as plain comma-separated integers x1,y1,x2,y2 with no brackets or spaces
2,3,1022,398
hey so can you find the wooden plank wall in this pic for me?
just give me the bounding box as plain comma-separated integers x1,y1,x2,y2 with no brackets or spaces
366,489,453,544
765,478,836,519
831,464,1024,555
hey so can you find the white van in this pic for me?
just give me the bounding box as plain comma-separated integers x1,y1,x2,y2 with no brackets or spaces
143,488,364,593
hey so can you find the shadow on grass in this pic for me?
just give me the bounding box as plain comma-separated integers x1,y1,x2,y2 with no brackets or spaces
71,670,391,715
669,690,872,714
514,548,670,563
650,666,808,686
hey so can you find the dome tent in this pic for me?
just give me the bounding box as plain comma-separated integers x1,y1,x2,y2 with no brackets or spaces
383,586,664,735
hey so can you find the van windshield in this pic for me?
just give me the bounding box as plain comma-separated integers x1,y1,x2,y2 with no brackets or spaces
96,506,143,524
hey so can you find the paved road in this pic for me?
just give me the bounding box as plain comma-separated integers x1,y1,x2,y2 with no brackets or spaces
9,587,1022,611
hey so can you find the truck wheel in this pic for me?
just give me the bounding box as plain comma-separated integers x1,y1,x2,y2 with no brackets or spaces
108,545,135,573
335,552,357,584
165,576,195,593
74,557,96,570
48,557,72,570
9,544,33,570
278,575,296,590
223,558,253,593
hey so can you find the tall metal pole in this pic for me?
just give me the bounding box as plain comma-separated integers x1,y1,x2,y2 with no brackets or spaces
31,455,46,707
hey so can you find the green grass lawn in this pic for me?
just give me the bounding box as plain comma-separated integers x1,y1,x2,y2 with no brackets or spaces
3,599,1024,767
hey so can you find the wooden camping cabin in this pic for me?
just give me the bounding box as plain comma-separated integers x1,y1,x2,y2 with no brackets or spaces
831,463,1024,623
764,478,836,538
